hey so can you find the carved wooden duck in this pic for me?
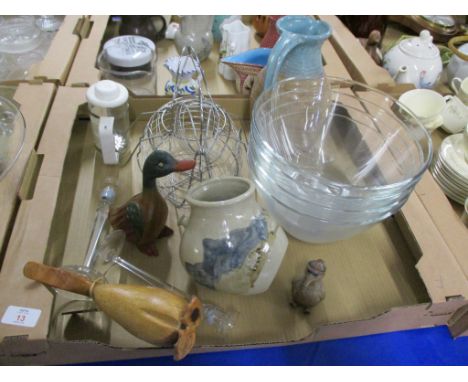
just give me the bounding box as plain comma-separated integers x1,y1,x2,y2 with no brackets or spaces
291,259,326,314
109,150,195,256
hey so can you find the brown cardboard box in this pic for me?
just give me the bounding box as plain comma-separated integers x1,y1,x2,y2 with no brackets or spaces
0,83,56,268
0,15,466,365
66,16,252,95
1,16,85,85
66,16,352,94
0,85,466,365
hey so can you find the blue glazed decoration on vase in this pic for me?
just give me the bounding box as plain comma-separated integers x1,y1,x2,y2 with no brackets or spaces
263,16,332,90
179,177,288,295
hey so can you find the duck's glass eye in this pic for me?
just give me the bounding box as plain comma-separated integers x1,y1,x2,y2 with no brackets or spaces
158,162,164,168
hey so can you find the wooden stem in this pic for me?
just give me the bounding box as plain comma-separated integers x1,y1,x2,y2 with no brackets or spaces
23,261,94,297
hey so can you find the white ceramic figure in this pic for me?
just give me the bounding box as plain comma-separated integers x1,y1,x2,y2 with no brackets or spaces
179,177,288,295
164,56,199,96
384,30,442,89
218,20,251,81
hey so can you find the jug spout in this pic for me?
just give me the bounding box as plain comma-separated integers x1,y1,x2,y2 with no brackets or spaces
263,16,331,90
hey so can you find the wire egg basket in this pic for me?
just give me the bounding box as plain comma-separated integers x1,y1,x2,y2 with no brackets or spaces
137,47,245,210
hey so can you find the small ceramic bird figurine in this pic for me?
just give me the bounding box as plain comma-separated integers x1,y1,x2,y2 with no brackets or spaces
109,150,196,256
291,259,326,314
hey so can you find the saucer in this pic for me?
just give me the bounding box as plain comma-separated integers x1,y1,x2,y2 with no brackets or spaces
439,134,468,179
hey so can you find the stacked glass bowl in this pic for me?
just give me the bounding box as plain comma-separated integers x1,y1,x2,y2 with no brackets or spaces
248,77,432,243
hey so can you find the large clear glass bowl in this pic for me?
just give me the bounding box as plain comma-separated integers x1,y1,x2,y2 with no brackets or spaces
251,77,432,195
248,76,432,243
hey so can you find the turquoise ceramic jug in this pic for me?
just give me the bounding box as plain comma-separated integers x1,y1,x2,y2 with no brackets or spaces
263,16,332,89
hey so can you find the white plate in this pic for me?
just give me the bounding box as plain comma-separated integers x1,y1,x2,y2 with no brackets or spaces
432,172,466,204
431,166,468,204
439,134,468,180
433,158,468,190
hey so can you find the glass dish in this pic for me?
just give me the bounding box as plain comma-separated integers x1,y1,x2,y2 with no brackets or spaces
0,16,43,54
0,96,26,181
251,77,432,194
248,76,432,243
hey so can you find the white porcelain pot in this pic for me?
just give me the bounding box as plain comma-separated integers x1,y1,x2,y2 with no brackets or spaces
180,177,288,295
383,30,442,89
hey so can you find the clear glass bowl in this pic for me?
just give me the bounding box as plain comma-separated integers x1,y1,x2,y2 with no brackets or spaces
0,96,26,181
248,76,432,243
0,16,43,54
251,77,432,195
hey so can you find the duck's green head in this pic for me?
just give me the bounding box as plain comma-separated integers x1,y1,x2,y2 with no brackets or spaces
143,150,196,188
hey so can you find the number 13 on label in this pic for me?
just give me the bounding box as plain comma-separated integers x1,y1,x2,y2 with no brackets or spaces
1,306,42,328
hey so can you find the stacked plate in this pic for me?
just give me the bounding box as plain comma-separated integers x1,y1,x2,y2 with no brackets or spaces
430,133,468,205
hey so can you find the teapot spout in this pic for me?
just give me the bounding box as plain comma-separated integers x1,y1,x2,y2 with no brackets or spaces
393,65,411,84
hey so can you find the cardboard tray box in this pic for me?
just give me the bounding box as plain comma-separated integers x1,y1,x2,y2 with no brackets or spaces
66,16,256,95
66,16,352,94
0,83,56,271
0,85,467,365
1,16,88,85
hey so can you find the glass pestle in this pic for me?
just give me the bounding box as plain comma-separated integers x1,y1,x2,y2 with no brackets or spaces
100,230,237,334
82,185,117,270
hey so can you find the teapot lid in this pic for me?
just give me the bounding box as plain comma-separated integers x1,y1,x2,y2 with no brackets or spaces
103,35,155,68
399,30,439,59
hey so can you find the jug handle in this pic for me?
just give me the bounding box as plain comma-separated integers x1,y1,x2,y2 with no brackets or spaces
152,15,167,41
263,35,304,90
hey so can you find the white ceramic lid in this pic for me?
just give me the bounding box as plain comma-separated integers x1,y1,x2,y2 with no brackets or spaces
399,30,439,60
86,80,129,108
103,35,155,68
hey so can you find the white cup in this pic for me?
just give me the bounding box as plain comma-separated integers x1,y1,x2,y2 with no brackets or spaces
399,89,445,132
451,77,468,105
441,95,468,134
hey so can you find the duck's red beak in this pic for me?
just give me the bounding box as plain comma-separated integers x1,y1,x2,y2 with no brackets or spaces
174,159,196,172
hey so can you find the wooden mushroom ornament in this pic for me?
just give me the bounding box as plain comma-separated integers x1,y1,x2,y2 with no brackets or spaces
23,261,202,360
109,150,196,256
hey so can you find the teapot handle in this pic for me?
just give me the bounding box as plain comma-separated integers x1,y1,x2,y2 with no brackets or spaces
263,35,304,90
448,35,468,61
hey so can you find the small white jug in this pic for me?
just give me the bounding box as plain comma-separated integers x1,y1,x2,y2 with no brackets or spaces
219,20,251,81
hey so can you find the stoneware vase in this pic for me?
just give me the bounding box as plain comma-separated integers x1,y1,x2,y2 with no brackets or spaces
180,176,288,295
